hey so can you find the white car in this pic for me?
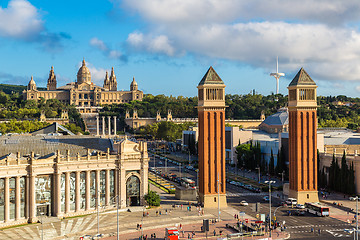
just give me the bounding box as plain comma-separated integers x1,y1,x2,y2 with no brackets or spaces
240,200,248,206
286,198,297,206
296,204,305,209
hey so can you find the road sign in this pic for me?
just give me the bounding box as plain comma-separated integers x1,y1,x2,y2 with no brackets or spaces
261,214,265,222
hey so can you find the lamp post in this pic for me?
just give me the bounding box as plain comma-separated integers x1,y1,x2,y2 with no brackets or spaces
40,212,44,240
255,166,261,183
350,196,359,240
179,163,182,180
265,180,276,237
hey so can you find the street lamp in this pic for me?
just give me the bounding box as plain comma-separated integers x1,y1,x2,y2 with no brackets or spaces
255,166,261,183
265,180,276,237
40,212,44,240
350,196,359,240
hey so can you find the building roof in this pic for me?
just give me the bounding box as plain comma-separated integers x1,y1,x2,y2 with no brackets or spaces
30,123,75,135
262,109,288,126
198,66,224,85
289,68,316,86
0,135,112,158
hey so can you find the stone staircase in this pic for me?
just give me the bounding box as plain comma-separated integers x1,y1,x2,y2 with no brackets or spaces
80,113,98,135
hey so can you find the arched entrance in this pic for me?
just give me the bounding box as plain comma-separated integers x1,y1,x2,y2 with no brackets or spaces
126,175,140,206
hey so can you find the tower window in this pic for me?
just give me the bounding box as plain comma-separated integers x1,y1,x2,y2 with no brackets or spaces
299,89,315,101
214,197,216,202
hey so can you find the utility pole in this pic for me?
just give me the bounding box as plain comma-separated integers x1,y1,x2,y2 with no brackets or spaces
179,163,182,180
265,180,276,237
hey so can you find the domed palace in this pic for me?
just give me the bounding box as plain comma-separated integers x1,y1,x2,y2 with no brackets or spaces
23,59,143,113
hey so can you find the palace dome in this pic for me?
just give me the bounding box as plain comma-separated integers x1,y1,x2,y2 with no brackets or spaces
77,59,91,84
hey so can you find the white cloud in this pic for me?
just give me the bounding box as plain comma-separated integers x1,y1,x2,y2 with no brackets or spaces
117,0,360,82
127,32,175,56
356,86,360,92
121,0,360,26
0,0,43,39
89,37,123,60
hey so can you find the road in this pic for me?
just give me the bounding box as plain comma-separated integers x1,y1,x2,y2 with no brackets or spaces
150,153,356,239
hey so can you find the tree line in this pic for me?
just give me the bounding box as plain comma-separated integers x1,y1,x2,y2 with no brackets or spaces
318,151,356,195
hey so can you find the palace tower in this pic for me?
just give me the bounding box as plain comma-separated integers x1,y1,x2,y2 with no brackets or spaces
197,67,227,208
288,68,319,204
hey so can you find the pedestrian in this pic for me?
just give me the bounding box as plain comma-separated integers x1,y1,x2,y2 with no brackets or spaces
213,229,216,236
166,209,168,215
151,233,153,239
181,204,183,210
220,230,223,236
234,214,236,219
187,233,190,239
311,227,313,233
318,229,321,235
154,233,156,239
156,211,158,216
137,224,139,230
159,211,162,215
180,223,182,230
145,234,147,240
140,224,142,230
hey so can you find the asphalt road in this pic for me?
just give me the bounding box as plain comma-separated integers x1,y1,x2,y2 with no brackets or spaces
149,154,355,239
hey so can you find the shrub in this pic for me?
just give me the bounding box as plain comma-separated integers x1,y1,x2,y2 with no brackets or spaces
144,190,160,206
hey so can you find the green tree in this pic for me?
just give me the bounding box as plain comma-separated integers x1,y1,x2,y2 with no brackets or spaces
269,149,275,176
144,190,160,207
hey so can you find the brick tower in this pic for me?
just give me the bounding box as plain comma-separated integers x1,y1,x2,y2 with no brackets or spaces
197,67,227,208
288,68,319,204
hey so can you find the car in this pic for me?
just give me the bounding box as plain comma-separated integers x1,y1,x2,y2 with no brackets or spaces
263,196,269,202
240,200,248,206
293,210,306,216
286,198,297,206
296,204,305,209
279,202,287,207
344,229,354,234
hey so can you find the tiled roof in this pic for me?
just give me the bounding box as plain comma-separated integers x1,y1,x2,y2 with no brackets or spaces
289,68,316,86
262,110,288,126
198,66,224,85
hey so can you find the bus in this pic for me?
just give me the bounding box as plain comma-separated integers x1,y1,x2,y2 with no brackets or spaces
304,202,330,217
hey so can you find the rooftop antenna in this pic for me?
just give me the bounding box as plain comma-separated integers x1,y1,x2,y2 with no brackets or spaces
270,57,285,94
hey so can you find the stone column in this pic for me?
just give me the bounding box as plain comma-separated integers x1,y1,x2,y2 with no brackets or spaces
119,167,126,208
96,170,100,209
113,116,117,136
105,170,110,206
53,173,61,217
75,171,81,212
4,177,9,222
15,176,21,220
85,171,90,211
65,172,70,214
102,116,105,136
28,175,37,223
96,116,99,136
108,116,111,135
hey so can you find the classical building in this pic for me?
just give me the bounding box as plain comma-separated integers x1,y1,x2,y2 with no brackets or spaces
288,68,319,204
197,67,227,208
23,60,143,113
0,135,148,228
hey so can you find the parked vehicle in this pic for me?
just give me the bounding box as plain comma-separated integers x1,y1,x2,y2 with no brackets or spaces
240,200,248,206
296,204,305,209
165,227,179,240
263,196,269,202
286,198,297,206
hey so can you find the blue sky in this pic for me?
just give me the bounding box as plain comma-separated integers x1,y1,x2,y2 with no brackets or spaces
1,0,360,97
